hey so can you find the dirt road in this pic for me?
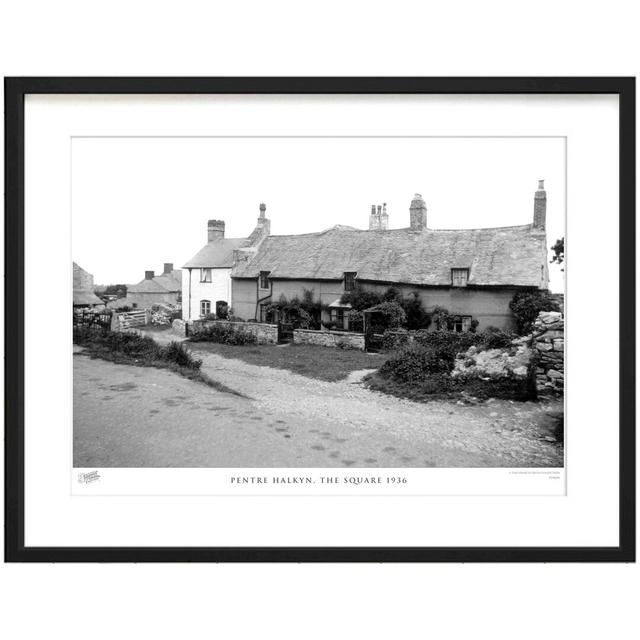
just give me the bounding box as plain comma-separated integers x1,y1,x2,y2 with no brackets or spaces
74,345,563,468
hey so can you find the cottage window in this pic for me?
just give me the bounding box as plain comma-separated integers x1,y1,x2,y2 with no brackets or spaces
452,316,472,333
330,308,348,330
200,300,211,317
259,271,270,289
200,268,212,283
451,268,469,287
343,272,357,291
259,303,269,323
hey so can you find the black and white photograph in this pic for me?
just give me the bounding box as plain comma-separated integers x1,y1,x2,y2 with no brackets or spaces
72,136,566,471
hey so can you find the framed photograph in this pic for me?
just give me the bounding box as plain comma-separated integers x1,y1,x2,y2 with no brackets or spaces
4,77,635,562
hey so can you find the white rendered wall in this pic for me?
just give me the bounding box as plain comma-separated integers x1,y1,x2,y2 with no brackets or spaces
182,268,232,320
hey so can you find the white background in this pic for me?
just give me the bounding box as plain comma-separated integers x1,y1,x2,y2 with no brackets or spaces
1,2,638,640
29,94,610,546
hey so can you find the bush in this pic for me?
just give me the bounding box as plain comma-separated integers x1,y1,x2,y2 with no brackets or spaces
480,326,517,349
366,371,535,402
189,323,258,345
379,343,452,382
509,291,560,335
73,327,201,370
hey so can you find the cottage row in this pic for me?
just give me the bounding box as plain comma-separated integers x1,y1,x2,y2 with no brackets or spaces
180,182,550,332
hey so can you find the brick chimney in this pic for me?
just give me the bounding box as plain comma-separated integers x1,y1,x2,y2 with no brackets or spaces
163,262,173,274
145,270,155,280
533,180,546,229
409,194,427,231
207,220,225,242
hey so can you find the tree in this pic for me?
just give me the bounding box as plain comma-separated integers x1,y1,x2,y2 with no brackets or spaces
550,237,564,271
509,291,560,335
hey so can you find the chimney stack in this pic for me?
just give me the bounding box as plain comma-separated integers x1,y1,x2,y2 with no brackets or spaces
163,262,173,275
380,203,389,230
409,194,427,231
145,270,155,280
533,180,546,229
369,203,390,230
207,219,225,242
246,203,271,246
369,204,380,230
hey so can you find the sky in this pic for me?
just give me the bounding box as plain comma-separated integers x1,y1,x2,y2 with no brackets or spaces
72,136,565,292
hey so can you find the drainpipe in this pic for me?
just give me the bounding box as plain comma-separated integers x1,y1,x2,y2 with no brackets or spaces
188,269,192,320
255,277,273,321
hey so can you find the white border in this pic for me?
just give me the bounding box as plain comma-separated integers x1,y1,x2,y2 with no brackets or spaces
24,94,619,547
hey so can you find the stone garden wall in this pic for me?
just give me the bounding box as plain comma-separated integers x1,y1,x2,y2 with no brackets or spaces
532,311,564,394
189,319,279,344
293,328,365,350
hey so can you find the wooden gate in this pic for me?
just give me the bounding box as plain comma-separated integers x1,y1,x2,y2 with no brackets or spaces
278,322,294,343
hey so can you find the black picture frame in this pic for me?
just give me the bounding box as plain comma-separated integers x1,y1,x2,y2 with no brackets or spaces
4,77,635,563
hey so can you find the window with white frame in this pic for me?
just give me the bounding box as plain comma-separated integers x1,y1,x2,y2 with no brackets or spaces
451,268,469,287
200,300,211,317
200,268,212,283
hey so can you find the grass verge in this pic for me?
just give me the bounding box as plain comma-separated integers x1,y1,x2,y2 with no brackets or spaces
187,341,387,382
74,327,248,397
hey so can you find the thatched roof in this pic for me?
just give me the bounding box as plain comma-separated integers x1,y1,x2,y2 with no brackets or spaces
73,289,104,306
183,238,248,269
232,224,547,288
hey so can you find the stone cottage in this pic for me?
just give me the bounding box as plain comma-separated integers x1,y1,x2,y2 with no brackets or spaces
181,182,550,330
109,263,182,310
230,182,550,331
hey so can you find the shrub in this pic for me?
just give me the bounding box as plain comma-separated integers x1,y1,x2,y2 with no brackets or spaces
365,371,535,402
412,330,482,367
481,326,517,349
364,300,407,332
509,291,560,335
73,327,202,370
379,343,452,382
189,323,258,345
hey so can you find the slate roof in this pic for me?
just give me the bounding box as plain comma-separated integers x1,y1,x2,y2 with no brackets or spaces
183,238,248,269
128,269,182,293
231,224,547,288
152,270,182,292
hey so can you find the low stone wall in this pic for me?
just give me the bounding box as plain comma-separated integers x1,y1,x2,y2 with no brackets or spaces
293,328,365,350
532,311,564,394
190,319,278,344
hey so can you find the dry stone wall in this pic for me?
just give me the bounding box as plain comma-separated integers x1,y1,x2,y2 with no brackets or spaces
532,311,564,394
189,319,279,344
293,329,365,350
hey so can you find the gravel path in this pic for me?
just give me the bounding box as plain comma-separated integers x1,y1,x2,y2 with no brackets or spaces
74,341,564,468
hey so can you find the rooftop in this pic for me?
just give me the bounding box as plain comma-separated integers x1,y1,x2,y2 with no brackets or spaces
231,224,547,288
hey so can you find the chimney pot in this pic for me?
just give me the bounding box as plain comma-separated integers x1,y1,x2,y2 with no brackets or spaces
538,179,545,190
207,219,225,242
259,203,266,219
145,270,155,280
